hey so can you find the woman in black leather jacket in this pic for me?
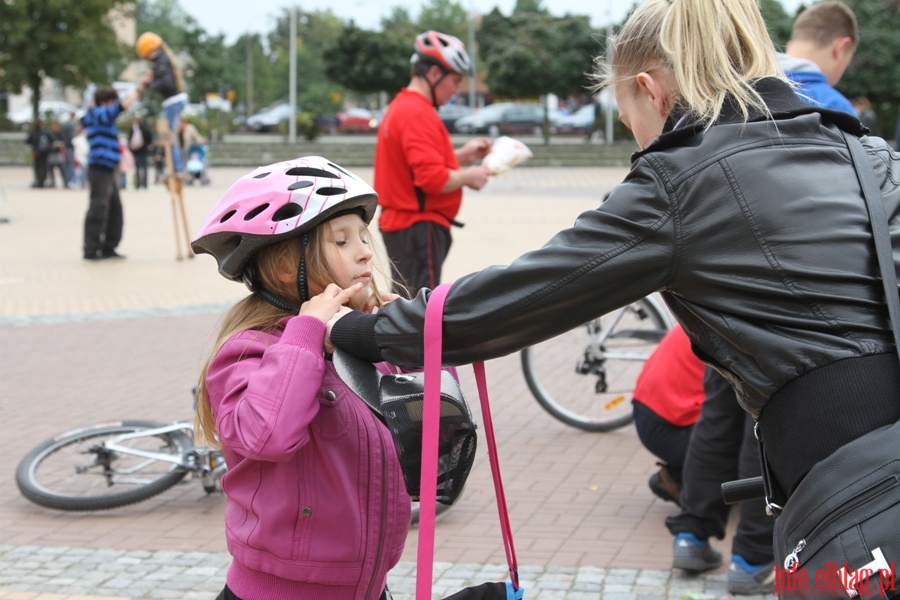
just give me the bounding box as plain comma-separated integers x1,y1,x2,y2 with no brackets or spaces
330,0,900,511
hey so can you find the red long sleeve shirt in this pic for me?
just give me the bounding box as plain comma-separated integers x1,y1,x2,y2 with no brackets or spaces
374,89,461,232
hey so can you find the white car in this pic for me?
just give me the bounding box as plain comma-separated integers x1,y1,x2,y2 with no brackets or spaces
245,103,293,133
8,101,82,128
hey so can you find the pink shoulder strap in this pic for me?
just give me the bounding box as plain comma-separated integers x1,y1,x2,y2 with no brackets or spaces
417,283,519,599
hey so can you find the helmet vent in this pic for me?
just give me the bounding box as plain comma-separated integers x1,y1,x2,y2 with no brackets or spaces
316,187,348,196
244,204,270,221
286,167,337,179
328,162,354,179
252,172,271,179
272,203,303,221
288,181,314,191
219,210,236,223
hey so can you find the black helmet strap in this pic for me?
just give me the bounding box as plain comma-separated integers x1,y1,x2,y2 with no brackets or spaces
296,232,310,304
254,287,295,312
428,67,450,110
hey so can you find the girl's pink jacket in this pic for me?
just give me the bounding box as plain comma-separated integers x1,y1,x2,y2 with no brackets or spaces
205,315,411,600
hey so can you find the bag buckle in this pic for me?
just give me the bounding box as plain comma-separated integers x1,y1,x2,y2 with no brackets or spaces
755,421,784,517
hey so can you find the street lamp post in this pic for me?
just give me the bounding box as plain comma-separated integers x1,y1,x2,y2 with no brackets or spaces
288,7,297,143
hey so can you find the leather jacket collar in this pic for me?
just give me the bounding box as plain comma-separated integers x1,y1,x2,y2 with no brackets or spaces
636,77,867,161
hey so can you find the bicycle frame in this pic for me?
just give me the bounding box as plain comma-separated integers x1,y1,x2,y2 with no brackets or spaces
99,421,226,492
102,422,197,469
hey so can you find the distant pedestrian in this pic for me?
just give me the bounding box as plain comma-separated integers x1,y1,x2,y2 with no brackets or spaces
128,115,153,189
46,122,68,188
71,126,89,189
61,112,77,187
80,84,144,261
25,119,53,188
118,135,134,190
852,96,877,131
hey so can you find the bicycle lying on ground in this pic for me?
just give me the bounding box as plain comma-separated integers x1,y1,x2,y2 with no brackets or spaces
520,296,674,432
16,419,223,511
15,417,447,525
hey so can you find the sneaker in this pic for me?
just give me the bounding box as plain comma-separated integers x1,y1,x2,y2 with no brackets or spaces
673,533,723,573
100,249,126,259
728,555,775,595
649,465,682,506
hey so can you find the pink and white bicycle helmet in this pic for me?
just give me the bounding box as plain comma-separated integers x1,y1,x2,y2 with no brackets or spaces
412,30,473,76
191,156,377,282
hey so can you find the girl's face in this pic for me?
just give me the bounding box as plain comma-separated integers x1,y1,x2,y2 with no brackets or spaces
614,70,672,149
314,213,374,308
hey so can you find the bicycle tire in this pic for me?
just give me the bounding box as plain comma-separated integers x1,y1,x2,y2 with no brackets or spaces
16,420,193,511
521,298,672,432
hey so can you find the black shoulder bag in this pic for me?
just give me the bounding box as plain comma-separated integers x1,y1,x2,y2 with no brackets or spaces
770,133,900,599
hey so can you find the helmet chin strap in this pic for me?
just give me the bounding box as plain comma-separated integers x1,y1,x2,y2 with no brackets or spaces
241,273,296,312
254,287,295,312
428,68,449,110
240,232,311,313
296,232,310,304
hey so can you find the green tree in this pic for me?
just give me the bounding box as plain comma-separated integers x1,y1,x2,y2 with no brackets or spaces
323,23,410,98
838,0,900,110
0,0,130,120
136,0,199,50
478,9,598,132
418,0,469,40
759,0,793,48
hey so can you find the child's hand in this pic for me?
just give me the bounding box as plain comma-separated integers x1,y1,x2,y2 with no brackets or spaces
300,282,363,324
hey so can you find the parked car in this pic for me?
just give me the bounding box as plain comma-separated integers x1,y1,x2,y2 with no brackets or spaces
556,104,598,134
453,102,546,136
335,108,379,134
245,103,293,132
438,104,474,133
8,101,81,128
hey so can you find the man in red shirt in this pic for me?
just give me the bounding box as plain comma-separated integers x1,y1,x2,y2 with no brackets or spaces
375,30,492,298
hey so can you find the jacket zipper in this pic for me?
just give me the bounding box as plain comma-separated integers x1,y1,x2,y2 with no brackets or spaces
784,476,898,570
364,421,389,600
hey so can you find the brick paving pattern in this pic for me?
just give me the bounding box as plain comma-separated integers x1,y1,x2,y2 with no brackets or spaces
0,165,764,599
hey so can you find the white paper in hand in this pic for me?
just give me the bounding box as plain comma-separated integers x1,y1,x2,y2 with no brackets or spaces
482,136,533,175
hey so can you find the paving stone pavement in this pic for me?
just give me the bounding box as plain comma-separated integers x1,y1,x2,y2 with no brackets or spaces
0,165,769,599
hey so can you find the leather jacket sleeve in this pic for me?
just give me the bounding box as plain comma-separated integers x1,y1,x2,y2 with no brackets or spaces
333,160,675,368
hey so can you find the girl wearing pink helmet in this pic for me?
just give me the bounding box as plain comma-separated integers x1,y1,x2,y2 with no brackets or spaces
191,156,409,600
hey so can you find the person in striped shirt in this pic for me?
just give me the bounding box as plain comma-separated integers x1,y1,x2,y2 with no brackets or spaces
80,83,143,260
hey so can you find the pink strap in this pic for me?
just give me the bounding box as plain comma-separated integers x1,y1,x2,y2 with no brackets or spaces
416,284,519,599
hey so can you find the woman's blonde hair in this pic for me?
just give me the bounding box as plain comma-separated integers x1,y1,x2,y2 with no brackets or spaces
194,218,388,447
593,0,786,129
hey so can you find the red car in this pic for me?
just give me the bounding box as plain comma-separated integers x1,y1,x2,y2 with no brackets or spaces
336,108,379,133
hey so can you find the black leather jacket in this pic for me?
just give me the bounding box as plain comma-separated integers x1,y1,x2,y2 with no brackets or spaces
332,78,900,419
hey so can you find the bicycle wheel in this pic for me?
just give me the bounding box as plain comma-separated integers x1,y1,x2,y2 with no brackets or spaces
16,420,193,511
521,298,672,432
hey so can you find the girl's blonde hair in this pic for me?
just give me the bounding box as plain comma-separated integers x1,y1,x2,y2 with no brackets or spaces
161,42,185,94
194,219,388,447
593,0,786,129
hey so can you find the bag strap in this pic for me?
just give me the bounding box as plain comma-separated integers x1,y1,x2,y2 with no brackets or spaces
416,284,520,599
842,131,900,365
